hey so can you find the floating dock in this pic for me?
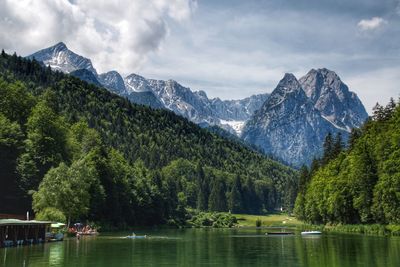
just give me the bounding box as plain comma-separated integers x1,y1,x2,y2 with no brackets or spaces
265,232,295,236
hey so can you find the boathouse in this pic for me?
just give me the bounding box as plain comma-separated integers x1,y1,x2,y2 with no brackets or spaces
0,219,51,248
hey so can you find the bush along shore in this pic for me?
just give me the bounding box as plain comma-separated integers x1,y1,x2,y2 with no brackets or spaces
185,212,400,237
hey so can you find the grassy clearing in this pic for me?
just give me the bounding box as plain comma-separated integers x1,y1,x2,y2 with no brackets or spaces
233,213,303,227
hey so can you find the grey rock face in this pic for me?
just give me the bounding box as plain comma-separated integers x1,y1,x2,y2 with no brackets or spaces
28,42,97,75
124,73,154,93
299,68,368,130
122,74,164,109
98,71,126,95
242,73,351,167
148,79,218,124
210,93,269,121
145,79,268,133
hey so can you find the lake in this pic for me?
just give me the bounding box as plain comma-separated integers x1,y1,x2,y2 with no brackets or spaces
1,228,400,267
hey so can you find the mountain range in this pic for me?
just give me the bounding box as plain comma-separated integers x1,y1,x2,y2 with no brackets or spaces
28,42,368,166
28,42,265,134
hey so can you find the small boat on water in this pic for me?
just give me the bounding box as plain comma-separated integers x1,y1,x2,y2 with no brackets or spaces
301,231,322,235
265,232,294,236
78,231,99,236
124,232,148,239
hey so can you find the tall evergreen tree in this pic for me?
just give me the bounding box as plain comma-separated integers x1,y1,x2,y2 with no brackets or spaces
372,102,385,121
228,175,244,213
243,176,259,214
322,132,334,164
352,143,378,223
208,177,227,212
348,128,362,150
293,165,310,220
332,132,344,158
196,163,209,211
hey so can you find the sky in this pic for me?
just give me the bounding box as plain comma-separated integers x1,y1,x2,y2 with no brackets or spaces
0,0,399,113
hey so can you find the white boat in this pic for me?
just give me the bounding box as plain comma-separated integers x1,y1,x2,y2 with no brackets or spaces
301,231,322,235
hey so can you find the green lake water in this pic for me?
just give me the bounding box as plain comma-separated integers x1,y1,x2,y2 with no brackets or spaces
1,228,400,267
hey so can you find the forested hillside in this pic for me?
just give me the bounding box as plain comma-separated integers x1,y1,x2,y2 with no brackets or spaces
295,98,400,225
0,51,297,227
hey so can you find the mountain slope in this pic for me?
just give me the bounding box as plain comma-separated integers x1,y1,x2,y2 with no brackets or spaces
70,69,101,86
242,73,349,166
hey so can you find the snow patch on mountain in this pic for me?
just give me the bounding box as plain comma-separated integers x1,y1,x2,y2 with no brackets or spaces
219,120,246,135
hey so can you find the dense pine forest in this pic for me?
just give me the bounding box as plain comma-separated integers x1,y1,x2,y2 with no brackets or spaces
295,98,400,225
0,51,297,227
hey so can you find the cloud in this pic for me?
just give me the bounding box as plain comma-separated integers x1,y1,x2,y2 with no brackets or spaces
357,17,387,31
0,0,197,73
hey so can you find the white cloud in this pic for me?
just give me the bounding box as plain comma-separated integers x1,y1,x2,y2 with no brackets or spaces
357,17,387,31
0,0,197,73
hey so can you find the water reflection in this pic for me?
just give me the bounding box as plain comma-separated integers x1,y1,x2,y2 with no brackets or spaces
49,243,64,266
1,229,400,267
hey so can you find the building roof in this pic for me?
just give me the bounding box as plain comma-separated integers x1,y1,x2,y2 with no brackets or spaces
0,219,51,226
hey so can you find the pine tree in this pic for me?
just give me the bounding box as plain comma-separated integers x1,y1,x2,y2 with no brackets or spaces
332,132,344,158
228,175,243,213
293,165,310,220
196,163,208,210
310,157,320,175
348,128,361,150
384,97,396,119
322,132,333,164
372,102,385,121
353,143,378,223
243,176,259,214
208,178,227,212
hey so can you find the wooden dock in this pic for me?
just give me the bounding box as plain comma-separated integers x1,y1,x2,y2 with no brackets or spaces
0,219,51,248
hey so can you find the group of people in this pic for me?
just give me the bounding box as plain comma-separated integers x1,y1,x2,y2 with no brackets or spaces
68,223,98,239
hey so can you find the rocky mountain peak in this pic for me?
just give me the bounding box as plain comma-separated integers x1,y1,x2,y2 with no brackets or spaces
299,68,368,130
53,41,68,50
98,71,126,95
27,42,97,75
278,73,301,90
262,73,306,110
124,73,153,93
